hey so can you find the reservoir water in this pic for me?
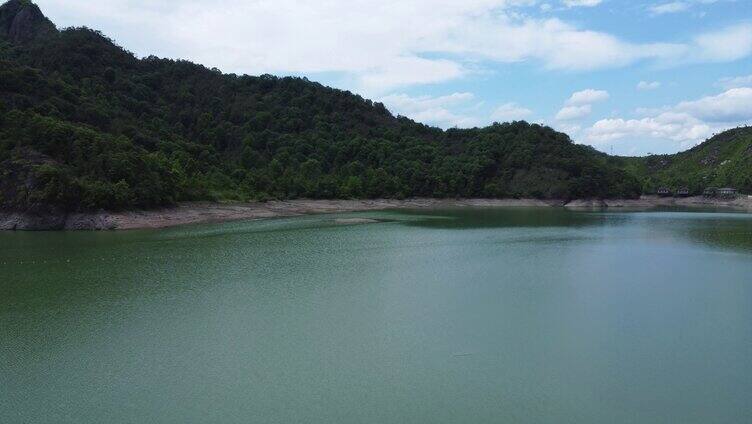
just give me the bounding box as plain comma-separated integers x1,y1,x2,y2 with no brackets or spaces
2,208,752,423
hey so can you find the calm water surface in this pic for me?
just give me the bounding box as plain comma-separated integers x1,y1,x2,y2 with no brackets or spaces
2,208,752,423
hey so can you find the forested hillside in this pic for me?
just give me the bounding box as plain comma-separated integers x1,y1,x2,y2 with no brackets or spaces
621,127,752,195
0,0,643,213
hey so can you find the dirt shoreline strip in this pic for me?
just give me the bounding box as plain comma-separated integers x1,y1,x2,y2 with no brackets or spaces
2,196,751,231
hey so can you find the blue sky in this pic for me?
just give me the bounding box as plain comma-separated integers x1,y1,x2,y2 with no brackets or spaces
35,0,752,155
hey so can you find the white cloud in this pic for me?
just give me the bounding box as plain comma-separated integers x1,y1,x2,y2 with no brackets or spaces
644,23,752,67
585,113,712,144
554,89,608,121
637,81,662,90
675,87,752,122
556,105,592,120
451,18,683,71
410,109,482,129
717,74,752,89
692,23,752,63
565,89,610,105
558,123,583,134
562,0,602,7
581,87,752,148
648,0,728,17
357,58,465,91
491,103,534,122
34,0,752,95
649,2,689,15
380,92,481,128
381,93,534,128
382,92,476,112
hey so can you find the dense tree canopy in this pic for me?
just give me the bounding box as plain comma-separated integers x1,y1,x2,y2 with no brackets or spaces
619,127,752,195
0,1,644,213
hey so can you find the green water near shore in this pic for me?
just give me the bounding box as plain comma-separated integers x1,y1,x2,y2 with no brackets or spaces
2,208,752,423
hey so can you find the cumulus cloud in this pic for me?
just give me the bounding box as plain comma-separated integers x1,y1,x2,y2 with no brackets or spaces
557,123,583,136
556,105,592,121
555,89,608,121
382,92,476,112
582,87,752,148
381,93,534,128
566,89,610,105
675,87,752,122
491,103,534,122
380,92,481,128
586,113,712,144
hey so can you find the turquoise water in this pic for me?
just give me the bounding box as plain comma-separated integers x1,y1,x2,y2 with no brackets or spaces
2,208,752,423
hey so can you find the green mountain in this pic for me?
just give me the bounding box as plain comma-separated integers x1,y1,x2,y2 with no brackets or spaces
0,0,648,213
621,127,752,195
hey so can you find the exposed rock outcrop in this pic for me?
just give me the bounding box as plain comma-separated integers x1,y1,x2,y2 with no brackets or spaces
0,148,62,214
0,211,64,230
0,0,56,44
0,211,116,230
564,199,608,209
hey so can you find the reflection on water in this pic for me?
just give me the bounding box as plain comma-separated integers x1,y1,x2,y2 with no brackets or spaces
1,208,752,424
398,207,610,229
395,207,752,252
621,211,752,253
685,216,752,252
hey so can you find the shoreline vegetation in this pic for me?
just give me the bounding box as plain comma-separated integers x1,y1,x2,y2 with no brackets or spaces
2,195,751,231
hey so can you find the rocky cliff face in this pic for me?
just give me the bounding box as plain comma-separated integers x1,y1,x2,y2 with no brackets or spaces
0,0,56,44
0,211,116,230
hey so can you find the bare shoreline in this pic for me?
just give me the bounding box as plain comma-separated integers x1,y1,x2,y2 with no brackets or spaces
2,196,751,231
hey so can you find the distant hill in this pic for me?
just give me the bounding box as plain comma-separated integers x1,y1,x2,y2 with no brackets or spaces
621,127,752,195
0,0,647,213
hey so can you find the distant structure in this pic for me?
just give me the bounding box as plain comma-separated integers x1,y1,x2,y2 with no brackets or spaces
657,187,672,197
676,188,690,197
718,188,738,199
704,187,738,199
704,187,718,198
